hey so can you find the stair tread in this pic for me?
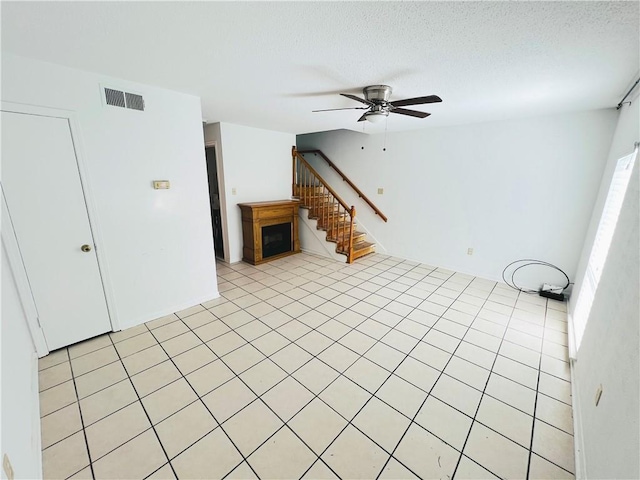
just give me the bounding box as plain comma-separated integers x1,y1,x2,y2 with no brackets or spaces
335,231,366,241
337,240,374,252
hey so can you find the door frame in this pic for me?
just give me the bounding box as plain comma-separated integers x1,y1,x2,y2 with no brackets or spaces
205,140,230,263
1,186,48,356
1,102,119,354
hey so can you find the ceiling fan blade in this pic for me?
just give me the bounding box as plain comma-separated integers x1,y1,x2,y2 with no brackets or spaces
340,93,373,105
312,107,369,112
357,112,369,122
390,95,442,107
391,108,431,118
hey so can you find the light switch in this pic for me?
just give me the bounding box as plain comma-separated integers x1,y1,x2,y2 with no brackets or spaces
232,187,237,195
153,180,170,189
377,188,384,195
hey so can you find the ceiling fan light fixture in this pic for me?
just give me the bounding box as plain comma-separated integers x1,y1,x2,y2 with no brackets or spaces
366,111,388,123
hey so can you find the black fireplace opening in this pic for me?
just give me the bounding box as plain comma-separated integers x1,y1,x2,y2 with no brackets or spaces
262,223,292,259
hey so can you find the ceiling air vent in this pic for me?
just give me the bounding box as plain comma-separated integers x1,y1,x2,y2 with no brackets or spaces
125,92,145,111
104,88,125,108
104,87,145,111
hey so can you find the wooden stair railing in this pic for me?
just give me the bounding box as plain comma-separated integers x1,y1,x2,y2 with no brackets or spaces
292,147,374,263
297,148,388,222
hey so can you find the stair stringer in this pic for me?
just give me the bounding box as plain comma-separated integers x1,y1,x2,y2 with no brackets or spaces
298,208,387,261
351,218,388,255
298,209,347,262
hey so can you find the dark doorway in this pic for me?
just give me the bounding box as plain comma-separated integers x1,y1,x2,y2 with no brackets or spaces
205,146,224,259
262,223,292,259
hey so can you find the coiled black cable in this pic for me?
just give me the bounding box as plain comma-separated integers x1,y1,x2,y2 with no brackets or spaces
501,259,571,294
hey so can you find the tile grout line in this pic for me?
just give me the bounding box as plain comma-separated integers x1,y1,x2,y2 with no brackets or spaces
213,255,443,478
292,262,455,479
202,300,356,478
470,293,576,475
526,296,548,479
53,346,573,480
207,263,386,479
226,255,421,308
452,290,515,480
41,253,573,480
140,322,265,480
47,285,429,475
43,299,566,404
196,262,479,380
242,258,516,480
297,267,486,477
64,347,97,480
173,320,343,479
104,334,180,479
75,276,483,393
376,276,504,480
450,287,534,479
222,283,564,480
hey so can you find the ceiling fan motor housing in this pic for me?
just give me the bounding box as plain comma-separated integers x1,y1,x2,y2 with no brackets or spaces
364,85,393,104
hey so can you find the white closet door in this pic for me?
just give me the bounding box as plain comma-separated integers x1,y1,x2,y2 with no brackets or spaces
2,111,111,350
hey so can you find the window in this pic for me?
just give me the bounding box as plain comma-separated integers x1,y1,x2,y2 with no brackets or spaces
572,146,637,351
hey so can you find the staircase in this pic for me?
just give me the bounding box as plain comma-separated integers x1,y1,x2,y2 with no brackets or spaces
292,147,377,263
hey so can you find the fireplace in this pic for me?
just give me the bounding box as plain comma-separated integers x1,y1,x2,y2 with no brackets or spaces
238,200,300,265
262,223,292,259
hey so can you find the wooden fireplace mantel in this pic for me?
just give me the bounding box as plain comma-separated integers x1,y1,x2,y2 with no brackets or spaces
238,200,301,265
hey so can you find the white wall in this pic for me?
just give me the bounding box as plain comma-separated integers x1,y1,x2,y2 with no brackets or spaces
1,242,42,480
569,97,639,479
204,123,295,263
2,54,218,331
298,109,617,286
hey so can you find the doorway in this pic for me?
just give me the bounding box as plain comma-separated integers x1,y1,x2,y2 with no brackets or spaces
205,145,225,259
1,109,112,351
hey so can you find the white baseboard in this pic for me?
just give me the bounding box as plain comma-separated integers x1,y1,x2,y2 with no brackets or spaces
570,358,587,479
31,351,43,478
567,313,578,361
116,290,220,331
301,247,331,258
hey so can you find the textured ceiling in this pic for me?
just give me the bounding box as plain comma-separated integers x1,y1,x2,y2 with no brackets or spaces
2,1,638,134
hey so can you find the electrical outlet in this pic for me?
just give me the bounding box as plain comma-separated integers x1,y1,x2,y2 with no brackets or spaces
3,454,14,480
377,188,384,195
595,384,603,406
467,248,474,255
231,187,237,195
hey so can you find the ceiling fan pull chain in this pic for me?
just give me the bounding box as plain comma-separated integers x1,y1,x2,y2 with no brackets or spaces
383,116,388,152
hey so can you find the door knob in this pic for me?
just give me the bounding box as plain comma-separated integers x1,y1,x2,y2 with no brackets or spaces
81,244,92,252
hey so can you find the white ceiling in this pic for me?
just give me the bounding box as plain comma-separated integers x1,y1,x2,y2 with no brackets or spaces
2,1,638,134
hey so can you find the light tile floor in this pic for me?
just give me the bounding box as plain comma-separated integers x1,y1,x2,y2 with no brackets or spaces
39,252,575,479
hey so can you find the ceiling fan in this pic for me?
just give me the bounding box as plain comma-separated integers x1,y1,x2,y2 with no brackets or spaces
312,85,442,123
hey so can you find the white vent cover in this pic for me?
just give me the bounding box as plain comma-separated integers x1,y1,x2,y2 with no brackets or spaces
104,87,145,111
104,88,125,108
125,92,144,111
